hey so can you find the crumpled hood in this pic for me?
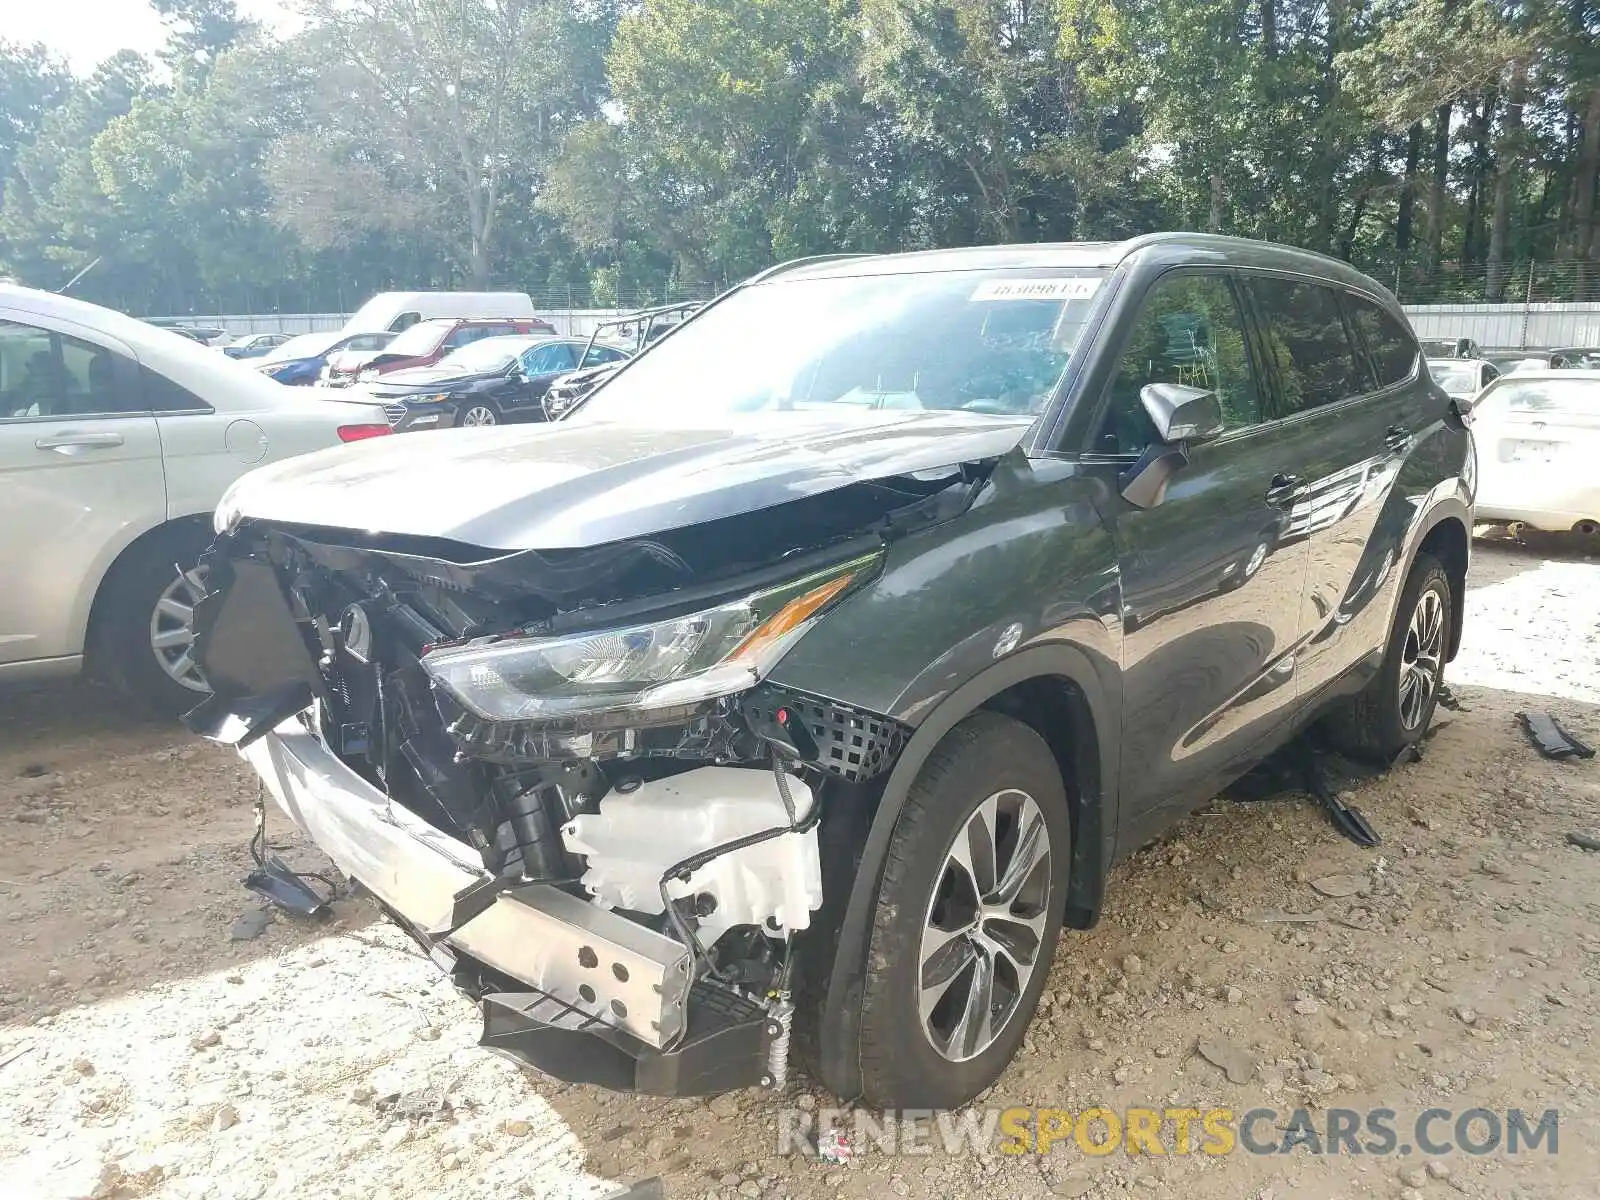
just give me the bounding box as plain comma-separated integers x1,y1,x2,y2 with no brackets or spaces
221,409,1033,551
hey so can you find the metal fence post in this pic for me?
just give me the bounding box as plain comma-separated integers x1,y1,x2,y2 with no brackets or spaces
1520,259,1535,349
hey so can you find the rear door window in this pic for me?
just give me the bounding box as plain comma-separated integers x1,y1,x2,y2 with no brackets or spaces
1247,277,1369,416
1345,295,1420,387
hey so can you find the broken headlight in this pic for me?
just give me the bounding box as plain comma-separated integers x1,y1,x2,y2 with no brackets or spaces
420,551,879,722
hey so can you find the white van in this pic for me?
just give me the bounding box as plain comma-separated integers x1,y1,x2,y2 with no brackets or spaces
343,292,538,334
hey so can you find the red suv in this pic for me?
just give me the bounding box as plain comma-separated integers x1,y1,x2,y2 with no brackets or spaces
322,316,556,386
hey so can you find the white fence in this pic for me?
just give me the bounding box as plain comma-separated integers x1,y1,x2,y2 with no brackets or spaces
186,301,1600,353
180,309,634,338
1401,302,1600,350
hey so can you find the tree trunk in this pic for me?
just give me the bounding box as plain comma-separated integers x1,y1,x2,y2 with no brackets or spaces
1260,0,1275,56
1208,171,1225,232
1425,101,1451,279
1573,87,1600,262
1463,93,1495,269
1397,122,1422,258
1486,63,1527,301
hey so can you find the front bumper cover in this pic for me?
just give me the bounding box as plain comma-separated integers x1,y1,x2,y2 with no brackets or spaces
241,715,774,1094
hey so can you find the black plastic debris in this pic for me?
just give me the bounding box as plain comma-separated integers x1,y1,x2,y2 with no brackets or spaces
1517,712,1596,761
1436,683,1467,712
1225,734,1382,847
245,856,333,918
1296,742,1381,848
242,785,334,919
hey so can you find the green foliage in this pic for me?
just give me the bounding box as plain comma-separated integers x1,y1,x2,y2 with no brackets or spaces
2,0,1599,312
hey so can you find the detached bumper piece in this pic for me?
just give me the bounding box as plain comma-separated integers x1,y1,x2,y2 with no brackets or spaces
478,979,775,1096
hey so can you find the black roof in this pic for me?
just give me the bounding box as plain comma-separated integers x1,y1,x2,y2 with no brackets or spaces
765,233,1393,301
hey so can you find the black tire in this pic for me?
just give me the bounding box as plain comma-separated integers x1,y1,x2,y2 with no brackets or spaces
92,524,214,717
1325,552,1452,762
855,711,1069,1109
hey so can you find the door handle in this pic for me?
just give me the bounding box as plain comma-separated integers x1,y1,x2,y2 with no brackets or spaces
1384,424,1411,452
35,431,125,452
1264,473,1303,507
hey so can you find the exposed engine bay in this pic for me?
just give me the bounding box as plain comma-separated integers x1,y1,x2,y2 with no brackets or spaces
187,462,992,1092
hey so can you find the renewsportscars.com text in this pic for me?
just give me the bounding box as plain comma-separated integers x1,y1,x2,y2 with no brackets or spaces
776,1106,1559,1159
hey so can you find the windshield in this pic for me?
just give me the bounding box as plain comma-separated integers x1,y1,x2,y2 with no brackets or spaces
437,336,543,373
263,332,338,362
384,321,451,357
1428,361,1477,394
1477,378,1600,422
572,268,1106,424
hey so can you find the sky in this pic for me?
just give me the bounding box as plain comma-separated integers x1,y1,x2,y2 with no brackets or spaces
8,0,298,74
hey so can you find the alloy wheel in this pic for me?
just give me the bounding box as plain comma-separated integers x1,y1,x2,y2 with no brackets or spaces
460,404,498,427
919,789,1053,1062
1398,587,1444,730
150,565,209,693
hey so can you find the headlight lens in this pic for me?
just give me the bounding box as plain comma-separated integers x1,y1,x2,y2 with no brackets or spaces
421,552,877,722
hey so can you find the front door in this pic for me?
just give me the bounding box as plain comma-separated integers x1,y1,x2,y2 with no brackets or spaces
0,315,165,668
1084,271,1312,847
508,341,579,416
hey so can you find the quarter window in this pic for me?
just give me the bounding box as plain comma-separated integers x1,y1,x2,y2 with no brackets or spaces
1346,295,1420,388
0,320,141,419
581,344,628,367
1249,278,1369,415
1096,273,1261,454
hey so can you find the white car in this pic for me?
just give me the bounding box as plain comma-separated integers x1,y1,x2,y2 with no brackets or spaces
1426,356,1499,399
1471,370,1600,536
0,285,393,711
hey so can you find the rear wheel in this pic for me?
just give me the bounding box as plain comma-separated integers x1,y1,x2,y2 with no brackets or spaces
1326,552,1452,761
855,711,1068,1108
93,524,213,716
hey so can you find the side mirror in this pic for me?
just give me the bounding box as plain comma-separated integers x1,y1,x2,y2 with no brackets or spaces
1140,382,1224,444
1117,384,1223,510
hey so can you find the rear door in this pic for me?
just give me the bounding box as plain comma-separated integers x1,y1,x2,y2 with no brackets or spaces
1241,275,1423,699
0,314,164,667
1087,270,1312,844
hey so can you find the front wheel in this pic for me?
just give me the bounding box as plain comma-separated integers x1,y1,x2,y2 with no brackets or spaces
458,401,500,427
854,711,1069,1109
1325,552,1452,761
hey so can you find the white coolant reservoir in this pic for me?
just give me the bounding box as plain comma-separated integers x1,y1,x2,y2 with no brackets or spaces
561,766,822,945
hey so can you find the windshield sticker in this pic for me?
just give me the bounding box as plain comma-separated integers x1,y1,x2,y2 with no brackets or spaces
970,277,1101,302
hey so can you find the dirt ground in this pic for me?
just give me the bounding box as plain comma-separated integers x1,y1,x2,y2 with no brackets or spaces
2,535,1598,1200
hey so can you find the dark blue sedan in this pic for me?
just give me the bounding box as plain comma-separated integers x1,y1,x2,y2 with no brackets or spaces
255,330,397,385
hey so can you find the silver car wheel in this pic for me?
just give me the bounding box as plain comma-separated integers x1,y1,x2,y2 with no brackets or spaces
1398,587,1444,730
919,788,1053,1063
1244,540,1269,579
150,566,208,693
460,404,498,427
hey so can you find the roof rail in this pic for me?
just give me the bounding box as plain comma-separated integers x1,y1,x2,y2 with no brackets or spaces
742,253,876,285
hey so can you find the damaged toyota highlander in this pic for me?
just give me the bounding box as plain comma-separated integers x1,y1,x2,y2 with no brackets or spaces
185,235,1474,1109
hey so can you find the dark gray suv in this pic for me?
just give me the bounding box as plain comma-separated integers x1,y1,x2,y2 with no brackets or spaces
188,234,1474,1109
